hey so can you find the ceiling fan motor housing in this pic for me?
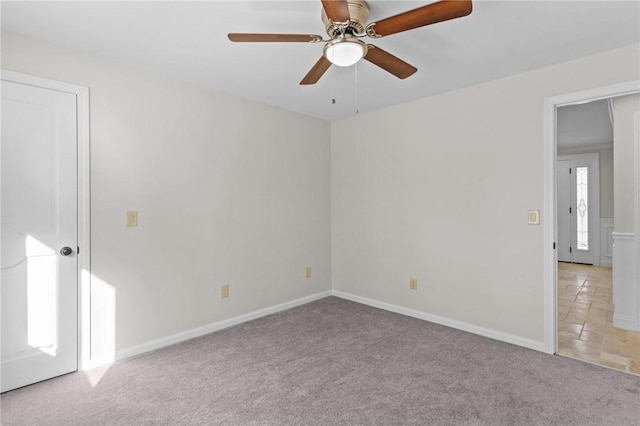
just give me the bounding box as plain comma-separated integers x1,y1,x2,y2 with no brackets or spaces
321,0,370,37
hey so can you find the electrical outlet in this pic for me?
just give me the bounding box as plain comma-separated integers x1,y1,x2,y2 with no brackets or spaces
409,277,418,291
221,284,229,299
306,266,312,278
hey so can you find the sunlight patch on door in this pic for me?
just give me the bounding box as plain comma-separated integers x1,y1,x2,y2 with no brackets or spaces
576,166,589,251
25,235,58,356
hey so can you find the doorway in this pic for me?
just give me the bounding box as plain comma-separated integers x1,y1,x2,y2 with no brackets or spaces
1,70,90,392
543,81,640,355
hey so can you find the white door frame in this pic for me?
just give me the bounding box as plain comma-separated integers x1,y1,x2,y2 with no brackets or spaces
636,111,640,332
1,69,91,370
542,80,640,354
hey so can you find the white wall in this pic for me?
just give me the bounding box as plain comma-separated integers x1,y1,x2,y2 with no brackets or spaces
599,148,614,267
613,94,640,233
331,44,640,344
3,29,639,357
1,32,332,355
612,93,639,331
599,148,615,220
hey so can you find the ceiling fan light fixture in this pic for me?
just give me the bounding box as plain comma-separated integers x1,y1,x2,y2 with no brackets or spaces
323,36,367,67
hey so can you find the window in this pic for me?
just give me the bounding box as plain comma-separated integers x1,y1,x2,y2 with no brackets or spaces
576,166,588,251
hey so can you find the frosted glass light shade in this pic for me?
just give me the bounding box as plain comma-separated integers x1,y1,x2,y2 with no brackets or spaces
323,37,367,67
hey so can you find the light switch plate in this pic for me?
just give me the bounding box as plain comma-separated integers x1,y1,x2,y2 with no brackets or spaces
528,210,540,225
126,211,138,227
305,266,312,278
221,284,229,299
409,277,418,291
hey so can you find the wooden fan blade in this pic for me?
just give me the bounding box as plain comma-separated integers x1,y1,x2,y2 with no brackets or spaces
228,33,323,43
321,0,351,22
364,45,417,79
369,0,472,37
300,56,332,85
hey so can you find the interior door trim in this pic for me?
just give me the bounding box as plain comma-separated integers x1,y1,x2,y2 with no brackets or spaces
1,69,91,371
543,80,640,355
636,111,640,332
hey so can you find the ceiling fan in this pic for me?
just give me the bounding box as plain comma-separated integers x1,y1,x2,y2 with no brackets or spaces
228,0,472,85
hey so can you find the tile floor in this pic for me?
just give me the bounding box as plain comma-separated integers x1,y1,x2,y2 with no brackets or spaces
557,262,640,375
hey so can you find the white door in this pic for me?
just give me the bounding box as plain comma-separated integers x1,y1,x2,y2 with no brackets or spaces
557,160,571,262
1,79,78,392
557,155,599,265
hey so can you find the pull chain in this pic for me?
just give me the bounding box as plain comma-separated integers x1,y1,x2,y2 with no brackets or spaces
331,62,336,106
355,62,359,114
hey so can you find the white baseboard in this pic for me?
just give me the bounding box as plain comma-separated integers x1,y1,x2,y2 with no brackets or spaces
613,313,639,331
91,288,549,370
331,290,547,353
112,290,332,363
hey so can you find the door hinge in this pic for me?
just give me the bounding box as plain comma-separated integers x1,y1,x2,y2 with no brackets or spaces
570,247,572,253
553,242,556,250
569,167,572,174
77,246,80,255
569,207,572,214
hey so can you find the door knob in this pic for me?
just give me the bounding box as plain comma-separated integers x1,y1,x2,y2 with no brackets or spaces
60,247,73,256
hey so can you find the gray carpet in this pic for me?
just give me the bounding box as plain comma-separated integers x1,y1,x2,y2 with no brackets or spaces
1,296,639,425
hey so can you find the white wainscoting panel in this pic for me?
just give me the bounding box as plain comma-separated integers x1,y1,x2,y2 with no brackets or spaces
600,219,614,267
612,232,638,331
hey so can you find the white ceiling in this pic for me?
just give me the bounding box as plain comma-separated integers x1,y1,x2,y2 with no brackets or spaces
1,1,639,121
557,99,613,152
